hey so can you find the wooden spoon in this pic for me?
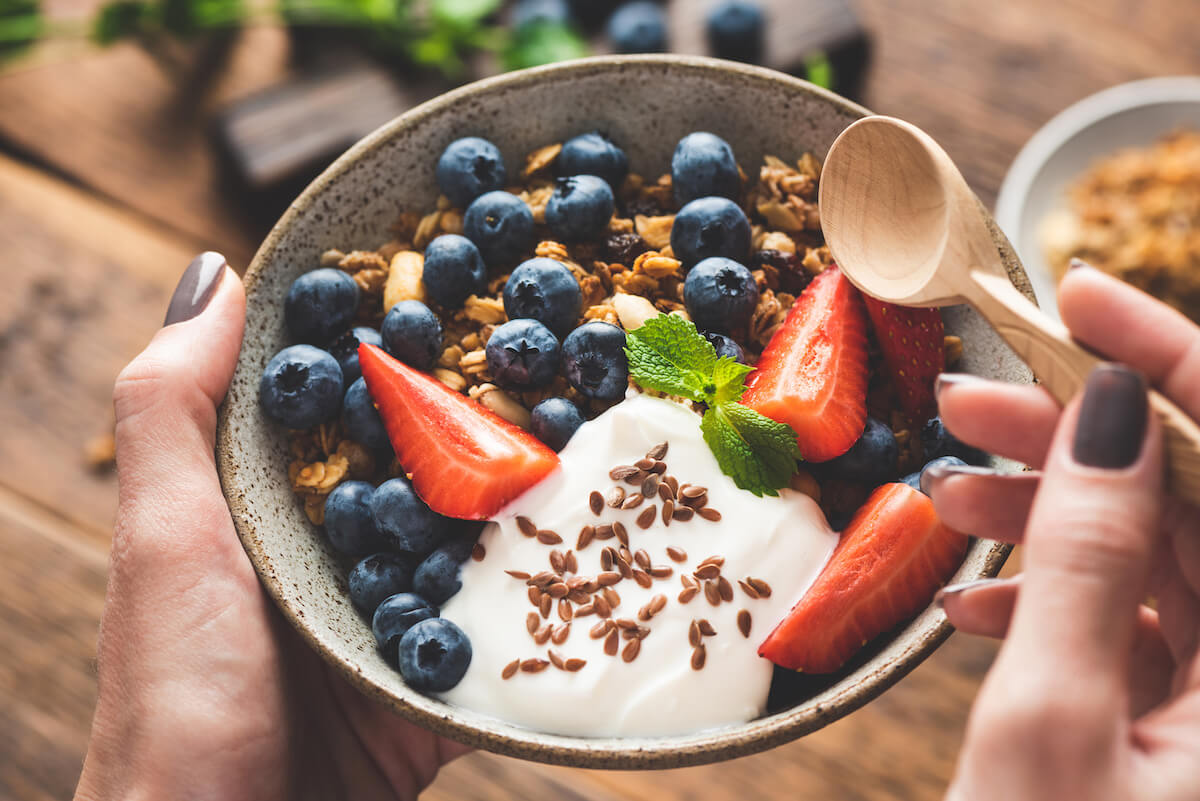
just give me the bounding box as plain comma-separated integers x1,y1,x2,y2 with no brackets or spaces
819,114,1200,503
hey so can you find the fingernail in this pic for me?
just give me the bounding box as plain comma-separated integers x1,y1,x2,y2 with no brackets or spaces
934,372,981,398
1072,364,1148,469
934,577,1018,610
164,252,227,326
919,463,1036,496
1067,257,1093,271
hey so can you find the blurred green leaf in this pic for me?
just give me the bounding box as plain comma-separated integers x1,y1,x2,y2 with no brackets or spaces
502,20,586,71
804,50,834,90
431,0,499,28
0,0,41,58
92,0,151,43
162,0,243,36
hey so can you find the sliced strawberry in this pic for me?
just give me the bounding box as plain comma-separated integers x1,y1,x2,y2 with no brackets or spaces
741,265,869,462
759,483,967,673
864,298,945,425
358,344,559,520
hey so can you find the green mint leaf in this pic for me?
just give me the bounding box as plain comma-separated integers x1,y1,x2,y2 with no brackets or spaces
501,20,588,71
624,314,719,403
431,0,501,27
805,50,835,90
710,356,754,405
91,0,150,43
700,403,800,497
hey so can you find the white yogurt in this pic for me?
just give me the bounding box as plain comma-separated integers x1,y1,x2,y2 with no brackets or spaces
439,394,837,737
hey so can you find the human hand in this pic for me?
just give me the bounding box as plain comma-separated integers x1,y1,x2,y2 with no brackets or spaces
928,262,1200,800
75,253,468,801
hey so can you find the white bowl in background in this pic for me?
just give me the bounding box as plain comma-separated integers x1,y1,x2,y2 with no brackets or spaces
994,76,1200,321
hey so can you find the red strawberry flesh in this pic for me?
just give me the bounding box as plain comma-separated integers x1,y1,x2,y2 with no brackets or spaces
864,298,945,425
742,265,869,462
358,343,559,520
758,482,968,673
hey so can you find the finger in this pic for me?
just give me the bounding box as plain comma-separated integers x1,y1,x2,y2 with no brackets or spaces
923,465,1040,543
1060,263,1200,421
1006,364,1164,691
936,377,1061,468
112,254,247,573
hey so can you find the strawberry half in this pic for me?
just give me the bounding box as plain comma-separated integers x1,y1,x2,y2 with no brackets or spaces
358,344,559,520
741,265,869,462
864,298,945,425
759,482,967,673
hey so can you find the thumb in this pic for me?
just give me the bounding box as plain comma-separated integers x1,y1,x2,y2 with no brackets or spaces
112,253,247,568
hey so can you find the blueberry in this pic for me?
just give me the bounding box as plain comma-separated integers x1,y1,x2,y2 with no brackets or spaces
423,235,487,308
670,196,752,267
703,331,747,363
285,268,360,344
397,617,472,692
607,1,667,53
413,532,478,605
683,257,759,334
371,477,450,555
531,397,585,451
260,344,344,429
561,321,629,400
826,417,899,485
342,377,392,454
349,553,418,614
672,132,741,206
436,137,507,208
381,300,443,370
706,0,765,63
921,416,989,465
828,512,853,532
900,471,923,492
556,131,629,189
502,257,583,337
917,455,968,495
373,593,439,667
464,191,535,267
567,0,621,27
322,481,384,554
513,0,571,28
485,319,561,391
545,175,615,242
328,326,382,388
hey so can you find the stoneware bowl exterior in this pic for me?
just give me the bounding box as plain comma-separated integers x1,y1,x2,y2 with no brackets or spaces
216,55,1032,769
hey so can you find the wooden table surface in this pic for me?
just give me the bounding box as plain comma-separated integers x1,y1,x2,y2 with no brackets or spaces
2,2,1196,799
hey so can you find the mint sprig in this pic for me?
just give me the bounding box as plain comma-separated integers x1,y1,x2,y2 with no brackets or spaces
624,314,800,497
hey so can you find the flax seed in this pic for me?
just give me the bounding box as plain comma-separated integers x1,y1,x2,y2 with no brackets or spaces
568,589,591,605
664,475,679,496
622,625,649,640
638,605,652,621
678,586,699,604
566,575,587,591
506,569,532,580
597,571,621,587
694,564,721,580
646,441,668,460
641,473,660,497
635,505,657,529
517,515,538,537
704,580,721,606
738,579,760,599
681,574,698,589
617,559,633,579
590,620,611,638
681,493,707,509
698,619,716,636
558,599,573,621
547,582,569,599
634,458,656,471
606,486,626,508
593,595,612,618
574,602,594,617
540,593,553,618
549,550,565,573
613,521,629,547
691,644,706,670
648,593,667,616
595,523,614,540
698,556,725,568
698,507,722,522
633,569,653,588
600,548,613,571
650,461,667,474
718,576,734,602
537,529,563,545
521,658,549,673
614,617,637,630
662,498,674,525
681,485,707,499
624,470,648,486
563,550,578,574
621,492,644,510
589,491,604,516
565,658,587,672
672,506,694,522
634,549,651,569
649,564,674,579
609,465,639,481
577,524,596,550
502,659,520,679
622,638,641,662
530,570,556,586
604,628,619,655
667,546,687,562
534,625,552,644
689,620,701,648
528,586,543,607
548,649,566,670
602,587,621,609
747,577,772,597
656,483,673,502
471,542,486,561
737,609,752,638
526,612,540,634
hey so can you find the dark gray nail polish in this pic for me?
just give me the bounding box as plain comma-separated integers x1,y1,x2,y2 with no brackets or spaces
919,463,1035,496
934,576,1020,609
934,372,981,398
1072,365,1148,469
1067,257,1093,271
164,252,227,326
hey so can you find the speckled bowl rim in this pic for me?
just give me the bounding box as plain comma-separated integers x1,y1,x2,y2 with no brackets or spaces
218,54,1022,770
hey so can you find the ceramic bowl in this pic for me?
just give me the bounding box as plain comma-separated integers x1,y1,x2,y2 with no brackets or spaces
216,55,1031,769
995,76,1200,321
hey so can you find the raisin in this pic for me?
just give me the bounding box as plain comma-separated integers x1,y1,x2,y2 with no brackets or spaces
751,249,811,294
605,232,652,265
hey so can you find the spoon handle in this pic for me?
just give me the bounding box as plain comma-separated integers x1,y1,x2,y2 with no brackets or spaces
970,269,1200,505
